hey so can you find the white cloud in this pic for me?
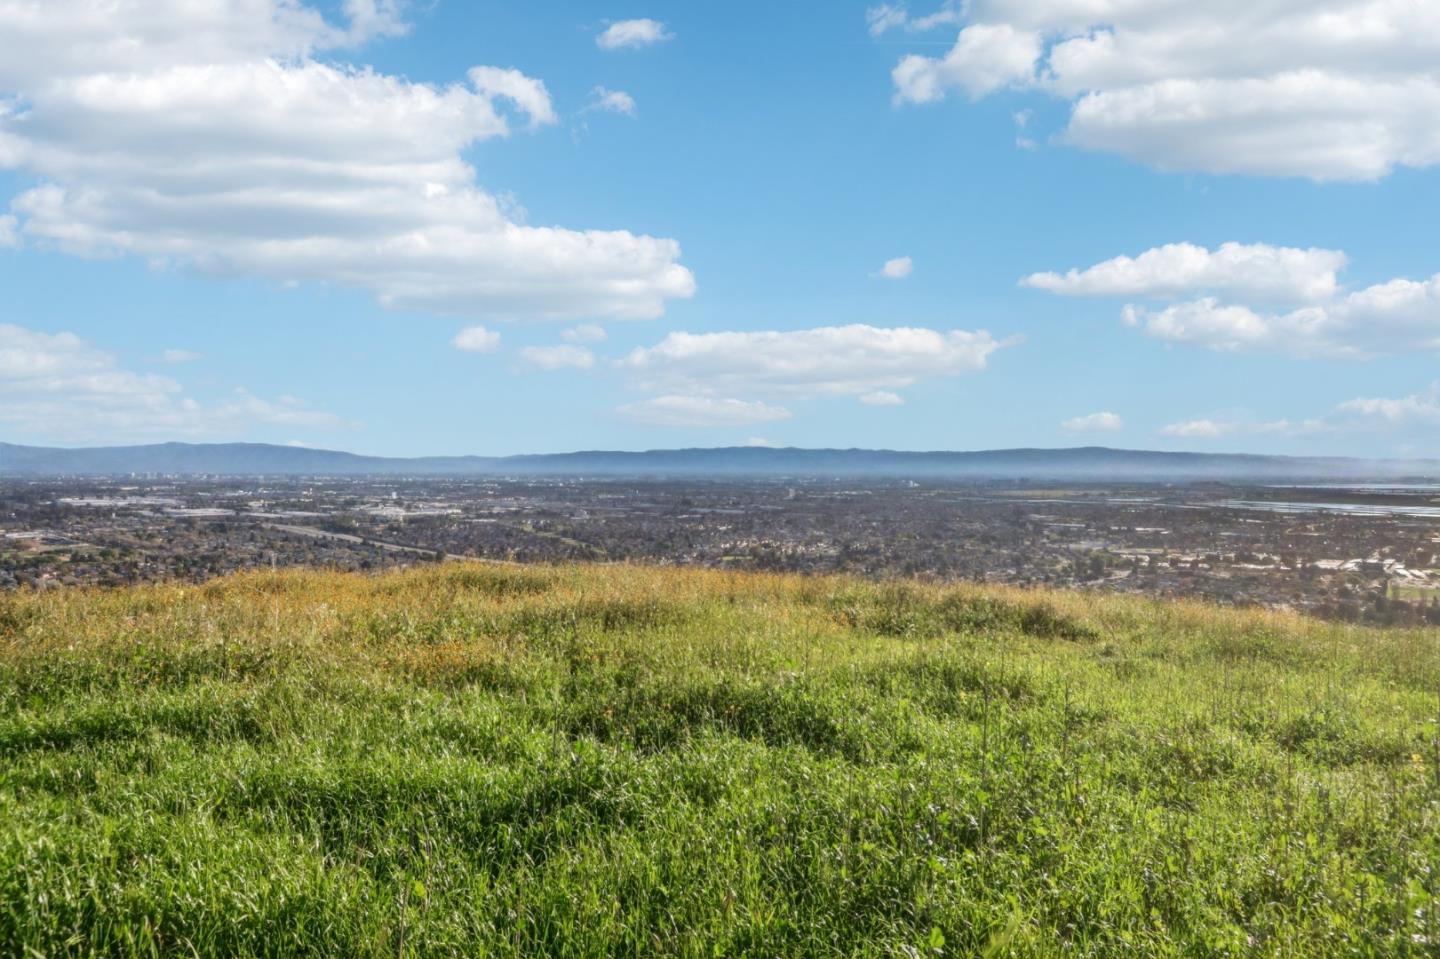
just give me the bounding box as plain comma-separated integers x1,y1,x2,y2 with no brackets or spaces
1121,271,1440,358
866,4,911,37
0,214,16,248
745,436,779,447
1031,242,1440,358
340,0,410,44
0,0,332,83
894,23,1041,102
876,256,914,280
1159,419,1230,439
621,324,1010,398
860,390,905,406
467,66,558,128
1063,411,1122,433
596,19,672,51
1158,416,1316,440
884,2,1440,180
0,0,694,321
161,349,202,364
1121,299,1328,355
587,87,637,117
452,325,501,353
618,395,793,429
519,344,595,371
1336,384,1440,426
1159,386,1440,445
562,324,607,344
0,323,343,441
866,3,964,37
1024,243,1346,304
1064,74,1440,182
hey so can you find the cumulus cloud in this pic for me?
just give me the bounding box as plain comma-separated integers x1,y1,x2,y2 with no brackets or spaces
0,323,343,441
596,19,672,51
860,391,905,406
467,66,559,128
519,344,595,371
161,349,202,364
894,23,1041,102
1024,243,1346,304
618,395,793,429
883,1,1440,180
1062,411,1122,433
1031,242,1440,358
586,87,637,117
876,256,914,280
1120,299,1327,355
1121,273,1440,358
1336,384,1440,426
452,325,501,353
0,214,17,248
621,324,1011,398
0,0,695,321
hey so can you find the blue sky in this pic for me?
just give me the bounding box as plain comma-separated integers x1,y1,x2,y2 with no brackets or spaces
2,0,1439,457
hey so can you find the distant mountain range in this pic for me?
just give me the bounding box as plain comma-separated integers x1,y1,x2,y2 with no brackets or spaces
3,441,1437,481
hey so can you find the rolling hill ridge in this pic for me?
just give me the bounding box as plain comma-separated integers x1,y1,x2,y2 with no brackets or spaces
3,440,1438,480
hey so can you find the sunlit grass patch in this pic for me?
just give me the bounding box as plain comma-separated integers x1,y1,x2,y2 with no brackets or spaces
1,561,1438,956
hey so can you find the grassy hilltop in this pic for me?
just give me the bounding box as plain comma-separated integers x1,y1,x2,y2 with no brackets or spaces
2,564,1438,957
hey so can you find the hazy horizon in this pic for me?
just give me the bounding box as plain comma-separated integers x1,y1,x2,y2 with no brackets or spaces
7,437,1440,463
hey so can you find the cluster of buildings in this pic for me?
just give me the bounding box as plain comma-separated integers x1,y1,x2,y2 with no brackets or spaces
5,476,1439,623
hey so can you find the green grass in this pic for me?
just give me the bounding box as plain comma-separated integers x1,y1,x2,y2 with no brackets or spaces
2,563,1439,957
1390,583,1440,604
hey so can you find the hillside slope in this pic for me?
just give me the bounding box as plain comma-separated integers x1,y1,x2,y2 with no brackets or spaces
2,564,1438,956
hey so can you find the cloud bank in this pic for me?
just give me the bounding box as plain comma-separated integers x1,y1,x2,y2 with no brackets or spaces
0,323,343,441
0,0,695,320
885,1,1440,180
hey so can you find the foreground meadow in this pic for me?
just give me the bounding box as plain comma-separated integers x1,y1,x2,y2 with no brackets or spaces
1,563,1438,957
